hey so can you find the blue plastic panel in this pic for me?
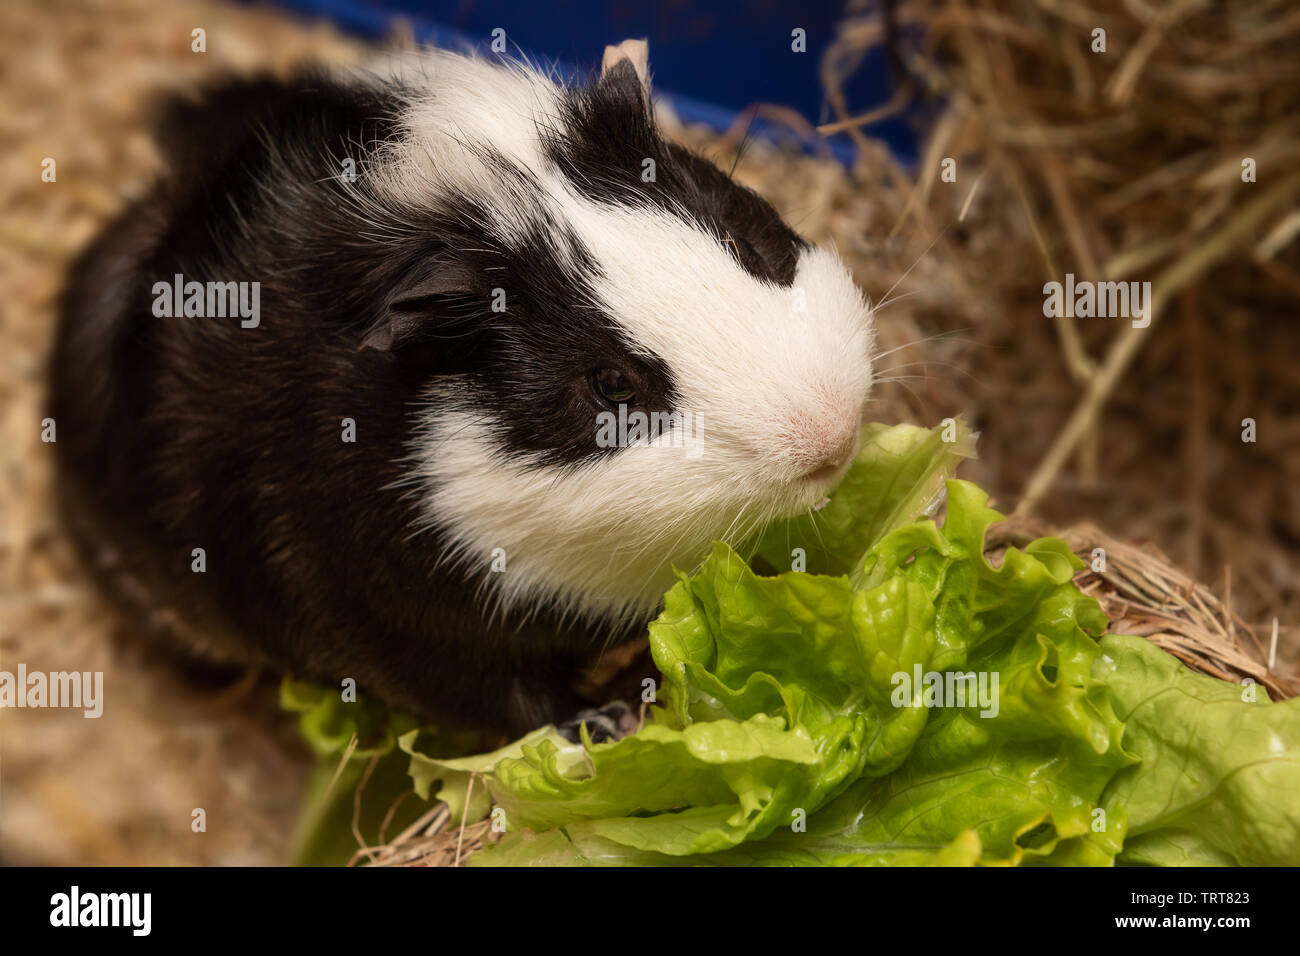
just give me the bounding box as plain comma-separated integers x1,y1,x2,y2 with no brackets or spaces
266,0,917,166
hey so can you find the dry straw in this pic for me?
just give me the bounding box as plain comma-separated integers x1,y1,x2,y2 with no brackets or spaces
806,1,1300,646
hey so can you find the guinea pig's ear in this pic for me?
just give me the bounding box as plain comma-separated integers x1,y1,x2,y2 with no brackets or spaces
600,38,650,97
359,263,481,354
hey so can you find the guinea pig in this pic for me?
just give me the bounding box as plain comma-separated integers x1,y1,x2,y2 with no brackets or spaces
47,39,876,739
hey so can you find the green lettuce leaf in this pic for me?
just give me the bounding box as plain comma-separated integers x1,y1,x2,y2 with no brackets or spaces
281,419,1300,868
468,469,1140,866
753,419,974,576
1095,634,1300,866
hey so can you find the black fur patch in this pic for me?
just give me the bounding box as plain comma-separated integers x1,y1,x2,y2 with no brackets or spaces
48,67,668,738
546,60,807,286
356,145,682,469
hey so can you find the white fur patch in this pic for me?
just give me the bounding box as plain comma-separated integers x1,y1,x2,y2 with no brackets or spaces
370,51,876,626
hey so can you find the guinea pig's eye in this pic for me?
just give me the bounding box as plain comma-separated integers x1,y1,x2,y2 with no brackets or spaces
590,367,637,406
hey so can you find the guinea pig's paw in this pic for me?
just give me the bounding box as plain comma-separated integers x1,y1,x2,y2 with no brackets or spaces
556,700,637,744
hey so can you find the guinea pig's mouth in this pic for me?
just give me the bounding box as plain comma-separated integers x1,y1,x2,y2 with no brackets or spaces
803,461,850,485
800,440,858,487
787,439,859,513
779,459,852,517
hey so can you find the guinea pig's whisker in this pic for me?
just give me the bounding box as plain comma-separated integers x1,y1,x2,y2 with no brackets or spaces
718,499,765,549
873,375,931,386
757,502,795,569
728,106,760,179
633,503,720,569
869,288,922,312
874,359,980,385
871,379,930,411
875,222,952,312
867,327,974,365
802,501,830,554
730,510,766,559
873,358,948,374
871,378,928,411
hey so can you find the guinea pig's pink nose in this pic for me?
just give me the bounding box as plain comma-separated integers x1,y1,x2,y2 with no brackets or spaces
800,428,859,484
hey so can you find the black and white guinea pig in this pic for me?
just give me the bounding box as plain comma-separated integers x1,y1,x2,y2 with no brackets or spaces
48,39,877,738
